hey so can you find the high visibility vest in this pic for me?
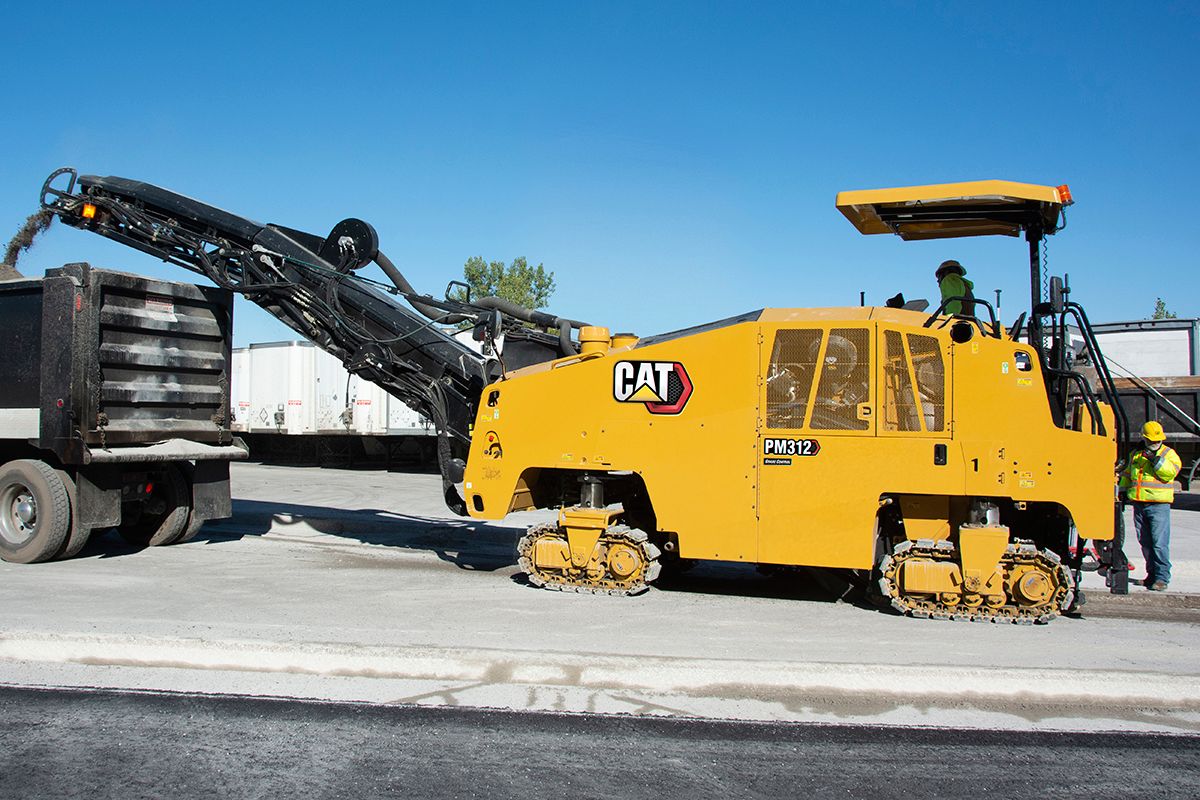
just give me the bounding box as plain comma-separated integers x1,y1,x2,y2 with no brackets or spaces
939,274,975,316
1121,444,1182,503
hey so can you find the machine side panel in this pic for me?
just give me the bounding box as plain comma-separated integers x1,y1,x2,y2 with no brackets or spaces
952,336,1116,540
465,324,761,561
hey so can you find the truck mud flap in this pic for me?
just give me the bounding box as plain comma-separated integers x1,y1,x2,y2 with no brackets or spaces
191,460,231,523
76,465,122,530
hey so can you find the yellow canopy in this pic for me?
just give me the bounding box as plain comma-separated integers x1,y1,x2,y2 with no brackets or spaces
836,180,1070,241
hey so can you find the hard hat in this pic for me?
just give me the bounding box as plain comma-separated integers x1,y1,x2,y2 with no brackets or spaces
936,259,965,279
1142,421,1166,442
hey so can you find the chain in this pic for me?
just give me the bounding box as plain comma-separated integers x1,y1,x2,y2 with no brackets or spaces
214,368,230,445
1040,238,1048,303
93,358,107,450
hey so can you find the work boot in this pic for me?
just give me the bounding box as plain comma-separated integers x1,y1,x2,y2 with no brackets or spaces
1150,581,1168,592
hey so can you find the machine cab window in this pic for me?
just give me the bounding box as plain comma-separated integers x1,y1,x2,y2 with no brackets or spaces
766,327,872,431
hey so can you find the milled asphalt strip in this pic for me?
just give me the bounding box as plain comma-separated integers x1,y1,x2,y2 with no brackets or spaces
1,631,1198,732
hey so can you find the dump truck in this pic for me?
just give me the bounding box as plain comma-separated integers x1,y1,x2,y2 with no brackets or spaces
37,169,1128,621
0,261,245,563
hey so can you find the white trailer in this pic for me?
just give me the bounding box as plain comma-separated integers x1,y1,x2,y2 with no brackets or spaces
230,341,435,465
1091,318,1200,378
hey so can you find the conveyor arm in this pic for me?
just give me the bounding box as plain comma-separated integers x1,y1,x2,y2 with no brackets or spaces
39,167,580,513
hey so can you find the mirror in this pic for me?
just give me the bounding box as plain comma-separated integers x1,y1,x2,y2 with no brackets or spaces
1049,276,1065,314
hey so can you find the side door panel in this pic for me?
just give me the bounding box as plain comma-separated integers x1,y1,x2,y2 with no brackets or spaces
756,324,879,568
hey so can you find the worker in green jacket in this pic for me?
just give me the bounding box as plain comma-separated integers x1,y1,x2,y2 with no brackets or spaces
936,260,975,316
1120,421,1182,591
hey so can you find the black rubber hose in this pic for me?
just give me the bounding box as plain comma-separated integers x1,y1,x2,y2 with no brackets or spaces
472,297,585,356
374,250,473,324
374,250,587,356
472,296,587,331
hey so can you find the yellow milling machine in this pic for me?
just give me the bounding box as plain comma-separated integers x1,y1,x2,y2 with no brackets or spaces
462,180,1129,622
41,170,1132,621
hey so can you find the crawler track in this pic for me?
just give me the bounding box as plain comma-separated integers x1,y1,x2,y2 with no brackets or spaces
517,522,662,596
878,539,1075,624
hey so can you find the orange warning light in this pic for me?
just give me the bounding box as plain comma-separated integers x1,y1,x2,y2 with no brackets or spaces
81,203,97,219
1056,185,1073,206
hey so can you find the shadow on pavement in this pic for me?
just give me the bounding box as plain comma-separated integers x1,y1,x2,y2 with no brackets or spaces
78,498,866,608
505,560,874,608
1172,493,1200,512
79,499,523,573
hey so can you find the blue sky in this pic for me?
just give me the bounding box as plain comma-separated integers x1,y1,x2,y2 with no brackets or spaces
2,2,1196,346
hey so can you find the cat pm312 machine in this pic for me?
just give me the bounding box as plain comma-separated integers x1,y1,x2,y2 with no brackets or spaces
40,170,1127,621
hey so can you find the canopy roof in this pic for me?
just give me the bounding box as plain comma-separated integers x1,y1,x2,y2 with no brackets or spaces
836,180,1069,241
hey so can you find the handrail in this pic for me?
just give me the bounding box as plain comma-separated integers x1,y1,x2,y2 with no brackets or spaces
1044,367,1105,436
1007,312,1027,342
1062,302,1129,467
922,296,1002,339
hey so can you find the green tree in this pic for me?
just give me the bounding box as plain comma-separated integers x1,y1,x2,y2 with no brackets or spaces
460,256,555,309
1152,297,1177,320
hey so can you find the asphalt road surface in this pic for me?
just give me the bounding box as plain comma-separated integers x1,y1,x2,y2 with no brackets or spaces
1,686,1197,800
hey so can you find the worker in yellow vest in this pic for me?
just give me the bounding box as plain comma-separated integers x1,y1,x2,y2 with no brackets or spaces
936,260,975,316
1119,421,1182,590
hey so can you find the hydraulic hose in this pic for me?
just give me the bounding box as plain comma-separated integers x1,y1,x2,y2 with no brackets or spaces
374,250,588,356
471,297,586,356
374,250,473,324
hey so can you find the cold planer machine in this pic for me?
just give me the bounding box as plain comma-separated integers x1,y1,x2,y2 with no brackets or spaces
43,170,1128,621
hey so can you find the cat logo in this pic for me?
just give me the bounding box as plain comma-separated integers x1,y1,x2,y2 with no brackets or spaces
613,360,693,415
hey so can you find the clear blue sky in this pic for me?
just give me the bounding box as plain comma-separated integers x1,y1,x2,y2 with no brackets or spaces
2,2,1196,346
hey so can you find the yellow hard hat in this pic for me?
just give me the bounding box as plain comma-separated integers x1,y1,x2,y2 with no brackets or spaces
1142,421,1166,442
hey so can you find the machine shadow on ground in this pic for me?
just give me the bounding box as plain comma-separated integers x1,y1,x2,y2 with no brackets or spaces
77,498,876,609
651,563,879,610
1173,493,1200,512
79,499,523,573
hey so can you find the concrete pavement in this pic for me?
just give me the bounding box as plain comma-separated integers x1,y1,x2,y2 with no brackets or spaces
0,464,1197,733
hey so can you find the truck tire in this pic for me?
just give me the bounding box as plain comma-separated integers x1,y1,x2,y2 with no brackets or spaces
166,463,203,545
0,459,72,564
53,469,93,560
173,513,206,545
118,464,190,548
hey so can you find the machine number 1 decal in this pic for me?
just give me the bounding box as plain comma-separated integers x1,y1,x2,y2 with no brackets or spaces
762,437,821,465
613,361,693,414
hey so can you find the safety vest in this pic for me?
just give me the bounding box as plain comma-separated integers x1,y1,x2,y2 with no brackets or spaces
1121,444,1182,503
939,274,975,316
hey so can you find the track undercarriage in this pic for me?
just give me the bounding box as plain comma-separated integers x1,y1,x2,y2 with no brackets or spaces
878,538,1075,624
517,513,662,596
